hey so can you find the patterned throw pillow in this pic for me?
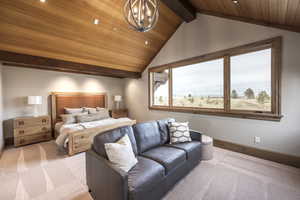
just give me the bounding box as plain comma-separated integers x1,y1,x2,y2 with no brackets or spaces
168,122,192,144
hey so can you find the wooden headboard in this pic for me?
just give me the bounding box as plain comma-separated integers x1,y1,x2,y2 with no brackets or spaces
50,92,107,126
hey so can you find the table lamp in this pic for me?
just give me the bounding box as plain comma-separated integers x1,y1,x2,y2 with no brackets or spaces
114,95,122,110
28,96,42,117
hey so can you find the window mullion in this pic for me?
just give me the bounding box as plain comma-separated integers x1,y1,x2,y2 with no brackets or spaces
224,55,231,112
169,67,173,108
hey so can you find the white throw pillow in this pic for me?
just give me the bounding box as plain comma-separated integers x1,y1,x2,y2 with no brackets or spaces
60,112,88,124
83,107,97,114
105,134,138,172
76,113,107,123
64,107,84,114
168,122,192,144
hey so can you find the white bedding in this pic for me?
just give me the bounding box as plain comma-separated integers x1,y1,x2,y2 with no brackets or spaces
55,117,133,149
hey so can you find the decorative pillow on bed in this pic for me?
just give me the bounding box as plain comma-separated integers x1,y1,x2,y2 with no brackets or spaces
83,107,109,116
105,134,138,172
96,107,105,111
64,107,84,114
60,112,88,124
83,107,97,114
76,113,108,123
96,108,110,118
168,122,192,144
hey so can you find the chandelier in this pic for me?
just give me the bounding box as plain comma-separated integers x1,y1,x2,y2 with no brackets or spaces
123,0,159,32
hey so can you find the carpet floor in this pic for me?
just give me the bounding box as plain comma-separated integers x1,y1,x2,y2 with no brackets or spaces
0,141,300,200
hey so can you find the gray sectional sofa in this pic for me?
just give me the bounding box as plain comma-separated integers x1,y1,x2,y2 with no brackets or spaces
86,118,203,200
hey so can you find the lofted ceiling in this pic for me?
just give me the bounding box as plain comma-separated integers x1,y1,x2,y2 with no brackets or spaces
0,0,182,77
189,0,300,33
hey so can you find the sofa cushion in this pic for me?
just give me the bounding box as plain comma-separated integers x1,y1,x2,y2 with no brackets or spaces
157,118,175,145
166,141,201,160
133,121,162,153
93,126,138,158
128,156,165,194
141,146,186,174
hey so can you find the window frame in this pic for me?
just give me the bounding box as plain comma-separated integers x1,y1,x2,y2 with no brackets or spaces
148,37,282,121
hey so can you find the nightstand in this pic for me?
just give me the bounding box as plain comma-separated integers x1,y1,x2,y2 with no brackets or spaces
111,109,128,119
13,115,52,147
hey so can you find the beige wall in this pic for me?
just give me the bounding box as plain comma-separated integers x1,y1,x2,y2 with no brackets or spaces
0,65,3,154
2,66,126,139
125,14,300,157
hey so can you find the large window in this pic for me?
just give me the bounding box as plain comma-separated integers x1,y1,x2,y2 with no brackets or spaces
173,59,224,109
149,37,282,121
230,49,272,112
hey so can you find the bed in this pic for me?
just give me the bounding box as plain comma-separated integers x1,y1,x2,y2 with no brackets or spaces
51,92,136,156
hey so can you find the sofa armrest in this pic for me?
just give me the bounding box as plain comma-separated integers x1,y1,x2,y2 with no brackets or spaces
86,150,128,200
190,130,203,142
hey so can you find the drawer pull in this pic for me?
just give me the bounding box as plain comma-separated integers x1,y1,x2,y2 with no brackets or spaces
18,121,25,126
42,119,47,123
19,130,25,135
20,139,25,144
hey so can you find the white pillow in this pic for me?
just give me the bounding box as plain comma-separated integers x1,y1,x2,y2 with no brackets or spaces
64,107,84,114
168,122,192,144
83,107,97,114
76,113,107,123
96,108,110,119
60,112,88,124
105,134,138,172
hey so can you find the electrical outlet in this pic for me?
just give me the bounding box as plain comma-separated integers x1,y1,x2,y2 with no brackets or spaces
254,136,261,144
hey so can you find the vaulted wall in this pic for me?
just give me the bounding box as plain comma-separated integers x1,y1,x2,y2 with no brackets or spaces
125,14,300,157
1,65,126,141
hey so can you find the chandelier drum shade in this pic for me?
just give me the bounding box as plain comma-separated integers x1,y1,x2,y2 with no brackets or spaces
123,0,159,32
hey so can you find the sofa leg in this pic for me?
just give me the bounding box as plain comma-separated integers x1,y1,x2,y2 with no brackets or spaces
88,189,92,193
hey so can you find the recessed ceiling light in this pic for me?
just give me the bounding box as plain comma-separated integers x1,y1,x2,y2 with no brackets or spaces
145,41,149,45
232,0,239,4
40,0,46,2
93,19,99,25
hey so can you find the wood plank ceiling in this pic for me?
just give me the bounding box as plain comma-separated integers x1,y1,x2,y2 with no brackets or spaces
189,0,300,33
0,0,182,77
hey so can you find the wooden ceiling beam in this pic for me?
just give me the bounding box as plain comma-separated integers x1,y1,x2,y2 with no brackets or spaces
0,50,141,79
161,0,196,22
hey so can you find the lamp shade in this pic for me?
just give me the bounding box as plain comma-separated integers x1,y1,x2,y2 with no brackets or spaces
114,95,122,102
28,96,42,105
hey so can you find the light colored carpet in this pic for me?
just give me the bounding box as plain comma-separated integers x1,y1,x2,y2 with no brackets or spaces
0,141,300,200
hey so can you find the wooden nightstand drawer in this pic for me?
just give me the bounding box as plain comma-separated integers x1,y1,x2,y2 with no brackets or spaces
14,132,52,147
14,116,50,128
14,125,51,137
111,109,128,119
